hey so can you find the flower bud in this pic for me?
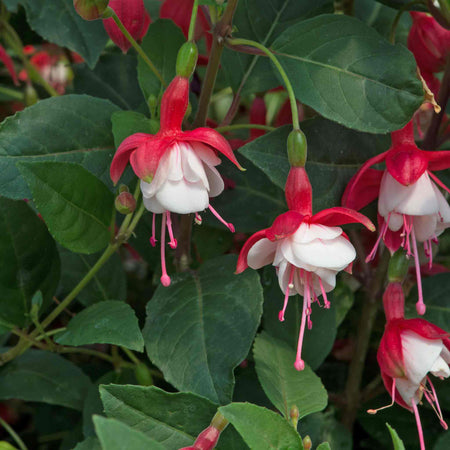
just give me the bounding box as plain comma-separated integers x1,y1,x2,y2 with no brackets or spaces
176,42,198,78
388,249,410,282
73,0,109,20
118,184,129,194
287,129,307,167
115,191,136,215
302,436,312,450
24,84,38,106
383,282,405,322
134,363,153,386
289,405,299,428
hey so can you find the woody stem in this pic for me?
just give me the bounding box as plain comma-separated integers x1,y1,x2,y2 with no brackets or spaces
341,249,390,430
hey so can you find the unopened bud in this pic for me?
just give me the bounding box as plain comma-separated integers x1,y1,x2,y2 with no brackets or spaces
73,0,109,20
24,84,38,106
388,249,410,282
193,426,220,450
115,191,136,215
134,363,153,386
289,405,299,428
176,42,198,79
287,129,307,167
302,435,312,450
119,184,129,194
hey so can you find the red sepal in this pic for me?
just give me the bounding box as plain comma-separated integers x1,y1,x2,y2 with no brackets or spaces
341,151,388,209
385,144,428,186
399,318,450,341
377,320,406,379
130,137,169,181
0,45,19,85
390,121,415,146
265,211,303,242
341,168,383,211
110,133,152,184
427,150,450,172
285,167,312,215
181,128,242,169
311,207,375,231
381,372,412,411
379,214,403,254
159,76,189,133
236,229,268,274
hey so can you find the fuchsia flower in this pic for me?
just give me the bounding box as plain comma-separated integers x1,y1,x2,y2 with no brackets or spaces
103,0,151,53
237,166,374,370
373,282,450,450
342,121,450,315
179,425,221,450
110,75,241,286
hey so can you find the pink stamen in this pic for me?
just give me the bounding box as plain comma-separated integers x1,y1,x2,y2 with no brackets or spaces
166,211,178,249
428,170,450,195
307,315,313,330
411,225,426,315
294,273,309,371
366,215,390,262
402,215,413,257
424,240,433,270
195,212,202,225
313,290,321,307
150,213,157,247
412,400,426,450
208,204,235,232
160,213,171,287
367,379,396,414
318,277,330,309
426,377,448,429
279,265,295,322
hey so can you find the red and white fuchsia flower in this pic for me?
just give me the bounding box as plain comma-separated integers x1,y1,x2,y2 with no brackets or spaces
110,75,241,286
237,166,374,370
103,0,151,53
342,121,450,315
373,282,450,450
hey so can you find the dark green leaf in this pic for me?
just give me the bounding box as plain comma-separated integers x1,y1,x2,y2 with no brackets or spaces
73,437,101,450
434,431,450,450
57,247,126,307
18,161,114,254
0,349,91,410
219,402,304,449
253,332,327,419
18,0,107,68
272,14,423,132
138,19,185,100
55,301,144,351
0,95,119,200
222,0,333,95
143,255,263,404
0,198,60,326
100,384,246,449
74,54,145,110
317,444,331,450
263,268,337,370
376,0,427,10
239,118,390,211
94,416,165,450
386,423,406,450
111,111,157,147
3,0,20,12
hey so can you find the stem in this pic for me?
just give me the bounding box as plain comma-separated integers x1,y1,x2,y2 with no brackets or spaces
423,57,450,149
0,85,24,100
341,249,390,430
216,123,275,133
227,37,300,130
121,346,140,365
389,1,423,43
109,9,165,87
188,0,200,42
334,0,355,15
0,417,28,450
10,328,47,351
193,0,240,127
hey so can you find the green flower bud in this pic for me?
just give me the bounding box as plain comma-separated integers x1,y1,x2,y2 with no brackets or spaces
176,42,198,79
115,191,136,215
388,249,410,283
24,84,38,106
134,363,154,386
302,436,312,450
73,0,109,21
289,405,299,428
287,129,307,167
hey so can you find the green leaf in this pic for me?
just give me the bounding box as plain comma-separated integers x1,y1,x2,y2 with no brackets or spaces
222,0,332,95
18,161,114,254
2,0,20,12
57,247,126,307
0,349,91,410
18,0,108,68
317,444,331,450
0,95,119,200
0,198,60,326
138,19,185,101
386,423,405,450
143,255,264,404
219,403,304,449
434,431,450,450
73,437,101,450
111,111,158,147
272,14,423,133
55,301,144,351
239,118,390,211
94,416,165,450
253,332,327,419
74,54,145,110
263,268,337,370
100,384,246,449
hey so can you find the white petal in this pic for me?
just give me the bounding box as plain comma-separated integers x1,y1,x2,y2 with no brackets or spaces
413,215,438,242
396,378,421,406
204,164,224,198
388,212,404,232
441,346,450,364
140,150,171,197
181,143,209,187
378,172,439,216
291,223,342,244
166,143,183,181
433,182,450,236
142,194,166,213
278,260,299,296
430,356,450,379
192,142,222,166
155,179,209,214
247,238,277,269
313,267,337,293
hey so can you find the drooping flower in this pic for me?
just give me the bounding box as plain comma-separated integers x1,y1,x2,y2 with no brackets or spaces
110,75,241,286
237,166,374,370
103,0,151,53
372,282,449,450
342,121,450,315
